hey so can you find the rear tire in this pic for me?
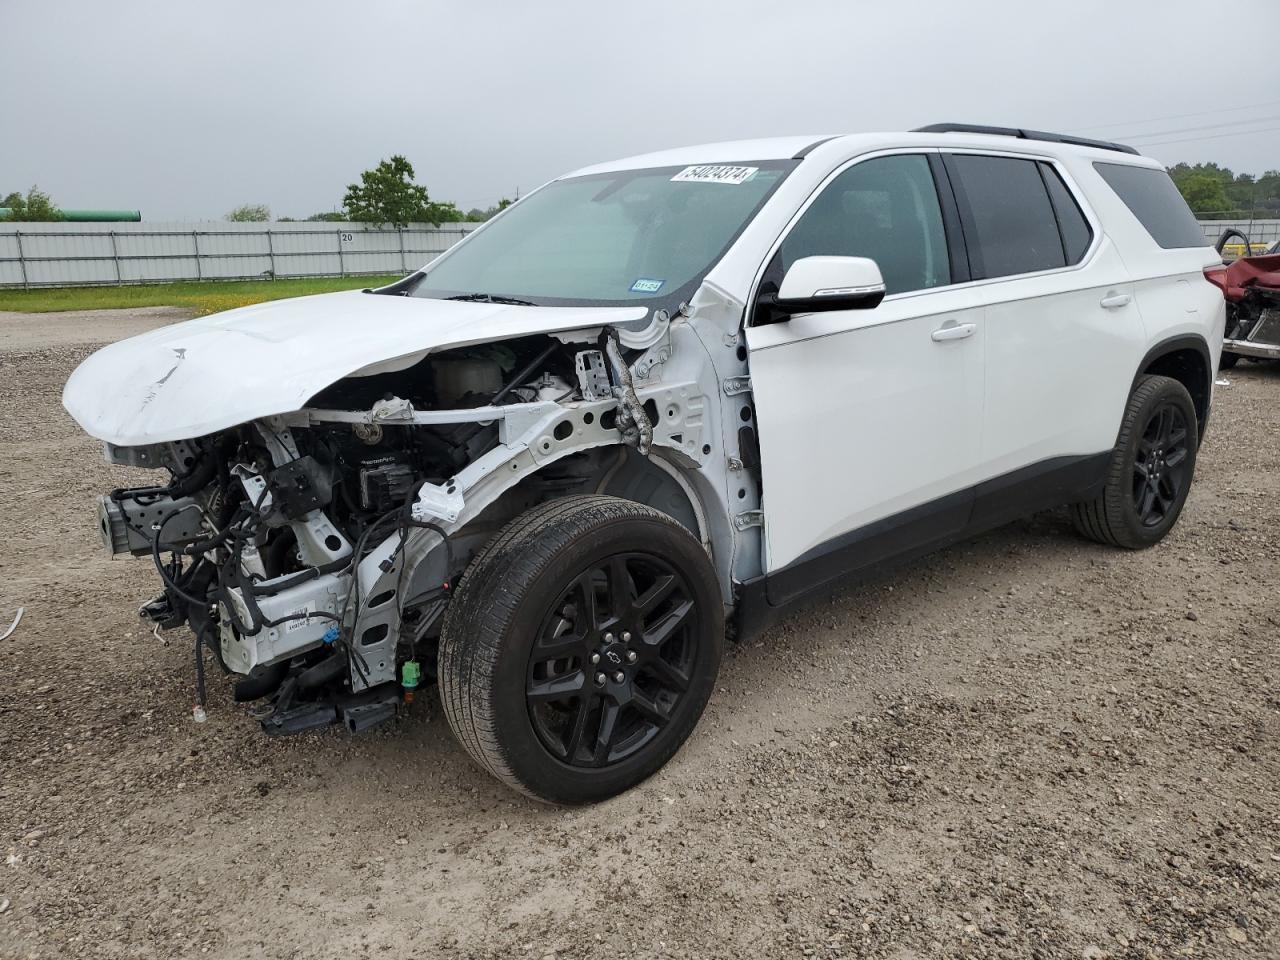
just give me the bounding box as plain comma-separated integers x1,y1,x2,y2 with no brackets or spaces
1070,375,1198,549
1219,352,1239,370
438,495,723,804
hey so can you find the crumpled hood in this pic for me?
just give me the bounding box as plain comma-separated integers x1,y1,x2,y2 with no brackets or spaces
63,290,647,446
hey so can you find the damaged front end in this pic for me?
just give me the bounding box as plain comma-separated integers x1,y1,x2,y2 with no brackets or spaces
86,323,709,735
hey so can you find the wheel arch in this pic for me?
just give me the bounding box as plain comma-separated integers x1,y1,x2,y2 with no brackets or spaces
594,447,711,547
444,441,730,599
1135,334,1213,440
572,447,738,606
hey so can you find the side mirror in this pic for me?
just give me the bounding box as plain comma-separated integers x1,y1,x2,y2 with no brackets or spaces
755,256,886,324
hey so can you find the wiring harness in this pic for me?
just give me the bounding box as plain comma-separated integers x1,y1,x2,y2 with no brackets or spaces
115,446,452,719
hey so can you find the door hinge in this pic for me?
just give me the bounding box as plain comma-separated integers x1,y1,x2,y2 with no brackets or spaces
722,375,752,396
733,510,764,531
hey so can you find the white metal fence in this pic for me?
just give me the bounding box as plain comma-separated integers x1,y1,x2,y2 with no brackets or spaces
2,217,1276,290
0,221,480,288
1197,218,1279,255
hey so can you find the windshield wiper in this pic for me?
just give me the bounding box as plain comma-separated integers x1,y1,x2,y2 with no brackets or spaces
445,293,538,306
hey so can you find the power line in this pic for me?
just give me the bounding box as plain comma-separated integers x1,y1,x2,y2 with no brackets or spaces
1124,114,1280,142
1136,125,1280,148
1076,99,1280,133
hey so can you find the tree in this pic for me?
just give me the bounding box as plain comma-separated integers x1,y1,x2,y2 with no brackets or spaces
304,211,345,222
1167,162,1280,219
342,155,456,227
226,203,270,222
426,199,466,223
1177,174,1232,217
464,198,514,222
2,185,63,221
1260,171,1280,216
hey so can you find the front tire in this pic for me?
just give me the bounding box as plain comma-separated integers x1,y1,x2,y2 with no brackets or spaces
1070,374,1198,549
438,495,723,804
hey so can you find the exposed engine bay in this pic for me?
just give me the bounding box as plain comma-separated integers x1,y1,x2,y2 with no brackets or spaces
96,326,720,736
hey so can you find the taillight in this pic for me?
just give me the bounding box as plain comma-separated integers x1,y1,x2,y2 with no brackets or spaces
1204,264,1228,294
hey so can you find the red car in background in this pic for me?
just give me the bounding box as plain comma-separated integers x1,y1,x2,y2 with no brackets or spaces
1213,229,1280,369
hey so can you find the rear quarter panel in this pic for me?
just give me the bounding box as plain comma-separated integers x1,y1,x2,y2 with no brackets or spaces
1061,152,1225,399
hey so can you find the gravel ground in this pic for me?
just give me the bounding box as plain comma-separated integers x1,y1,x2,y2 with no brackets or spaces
1,310,1277,960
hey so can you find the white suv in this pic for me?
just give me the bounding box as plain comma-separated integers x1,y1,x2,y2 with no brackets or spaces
64,124,1225,803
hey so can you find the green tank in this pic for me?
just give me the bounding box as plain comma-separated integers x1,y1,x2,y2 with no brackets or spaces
0,209,141,222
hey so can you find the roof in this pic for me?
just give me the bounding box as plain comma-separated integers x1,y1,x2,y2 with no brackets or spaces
562,129,1160,180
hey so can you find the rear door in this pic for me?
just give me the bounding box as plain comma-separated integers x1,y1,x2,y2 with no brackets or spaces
745,152,986,584
940,152,1144,490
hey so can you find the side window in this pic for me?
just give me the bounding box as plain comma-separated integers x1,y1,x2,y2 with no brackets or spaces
1093,162,1207,249
1040,163,1093,264
777,154,950,296
944,154,1066,279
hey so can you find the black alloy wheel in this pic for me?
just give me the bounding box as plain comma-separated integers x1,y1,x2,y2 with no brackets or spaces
1131,402,1190,528
438,496,723,804
526,552,697,768
1070,374,1199,549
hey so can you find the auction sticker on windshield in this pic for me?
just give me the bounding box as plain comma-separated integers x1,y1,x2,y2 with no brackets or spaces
671,165,758,185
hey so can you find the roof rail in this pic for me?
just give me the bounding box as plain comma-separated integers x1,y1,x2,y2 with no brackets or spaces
912,123,1140,156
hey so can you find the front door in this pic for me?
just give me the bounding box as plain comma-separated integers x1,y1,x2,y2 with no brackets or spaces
745,153,986,593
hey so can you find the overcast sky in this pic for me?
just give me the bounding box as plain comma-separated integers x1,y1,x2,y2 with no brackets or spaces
3,0,1277,221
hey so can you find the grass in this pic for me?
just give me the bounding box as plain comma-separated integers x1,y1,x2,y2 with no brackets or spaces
0,274,402,316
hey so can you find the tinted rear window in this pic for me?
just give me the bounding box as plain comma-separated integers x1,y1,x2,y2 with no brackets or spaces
1093,162,1207,249
944,154,1065,279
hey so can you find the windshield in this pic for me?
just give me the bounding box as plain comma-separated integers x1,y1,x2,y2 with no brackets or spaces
412,161,796,306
